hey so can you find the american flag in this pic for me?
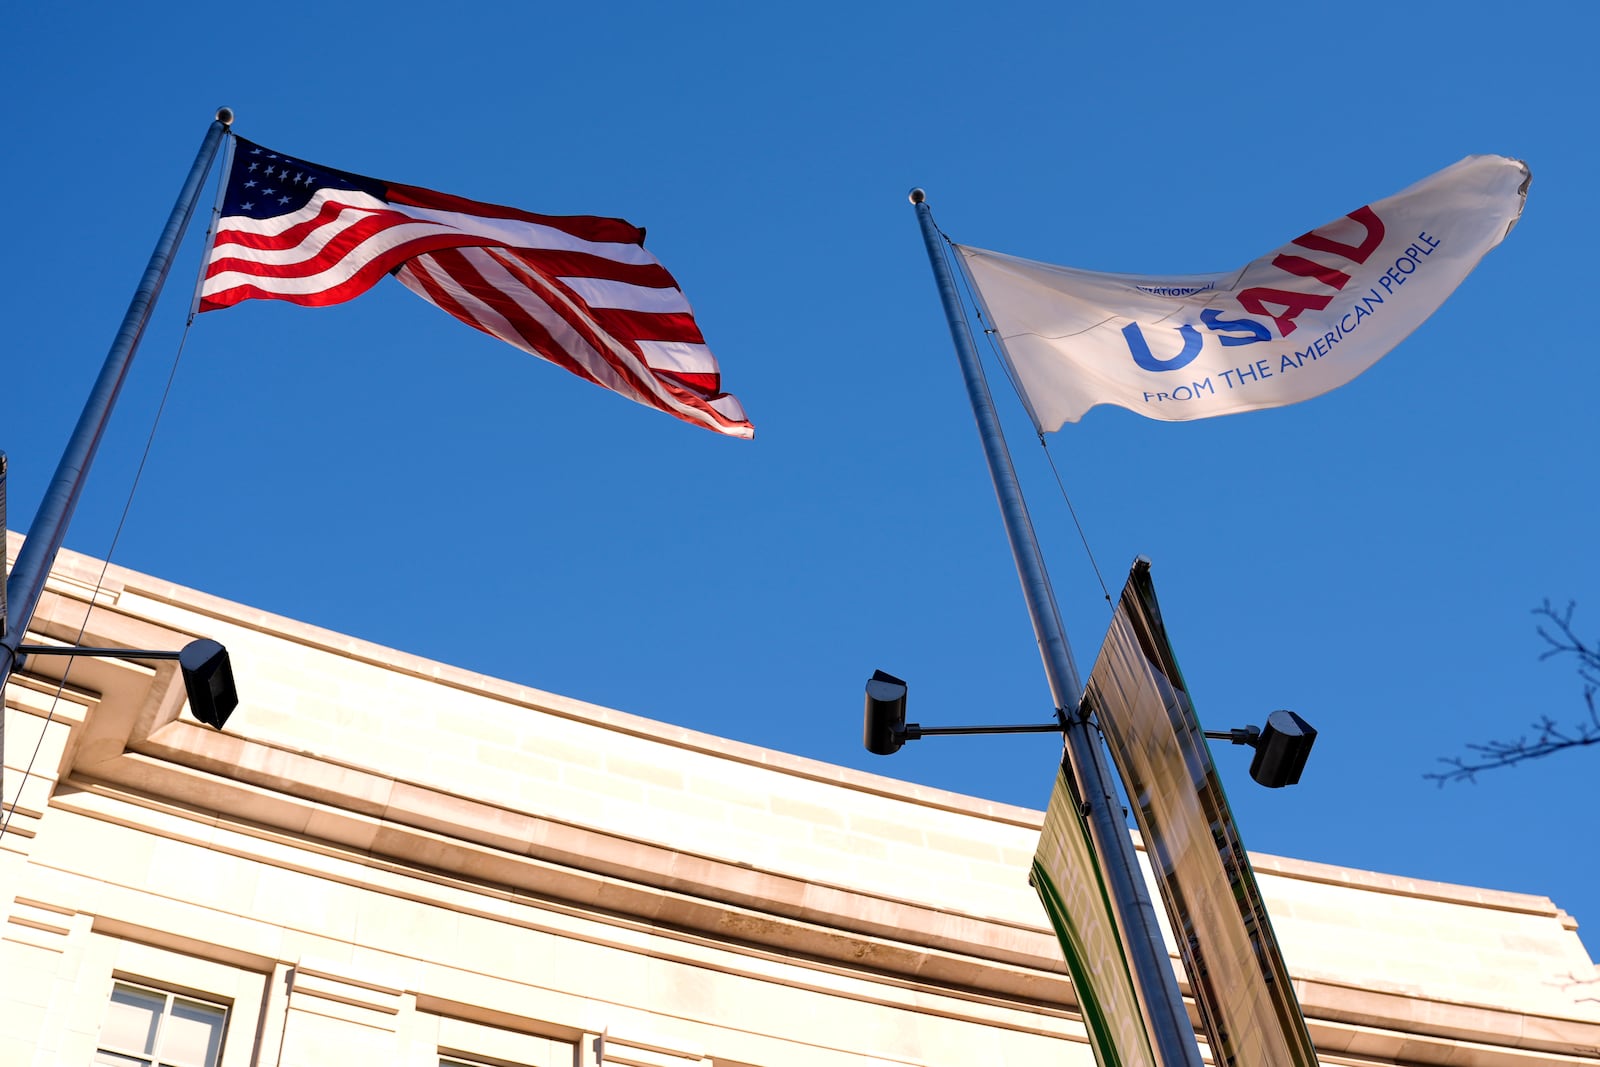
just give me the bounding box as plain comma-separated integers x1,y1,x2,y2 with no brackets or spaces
200,137,752,437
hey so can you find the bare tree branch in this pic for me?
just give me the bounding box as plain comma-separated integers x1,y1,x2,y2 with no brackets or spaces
1428,600,1600,785
1555,969,1600,1001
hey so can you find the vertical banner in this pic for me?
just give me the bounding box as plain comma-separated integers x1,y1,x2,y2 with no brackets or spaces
1083,559,1317,1067
1032,762,1157,1067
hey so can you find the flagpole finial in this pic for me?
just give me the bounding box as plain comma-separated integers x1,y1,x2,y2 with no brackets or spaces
215,107,234,126
909,188,926,205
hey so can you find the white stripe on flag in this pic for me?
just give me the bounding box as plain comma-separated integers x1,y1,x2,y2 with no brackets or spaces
405,250,639,400
558,276,692,314
635,340,718,375
398,203,662,266
395,257,533,356
707,394,748,422
466,248,731,429
204,221,453,299
211,188,392,238
207,215,454,273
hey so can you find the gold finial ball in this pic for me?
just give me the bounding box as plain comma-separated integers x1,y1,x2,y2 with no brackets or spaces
909,188,927,204
216,107,234,126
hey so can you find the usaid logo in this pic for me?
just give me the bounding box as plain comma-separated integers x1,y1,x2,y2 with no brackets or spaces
1124,206,1388,372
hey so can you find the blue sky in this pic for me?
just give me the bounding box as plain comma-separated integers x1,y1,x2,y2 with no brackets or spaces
7,1,1597,963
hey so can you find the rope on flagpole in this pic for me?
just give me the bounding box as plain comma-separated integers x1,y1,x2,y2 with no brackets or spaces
1033,434,1113,607
934,223,1115,607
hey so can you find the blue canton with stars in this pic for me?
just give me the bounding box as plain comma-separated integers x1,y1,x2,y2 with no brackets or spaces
224,137,391,220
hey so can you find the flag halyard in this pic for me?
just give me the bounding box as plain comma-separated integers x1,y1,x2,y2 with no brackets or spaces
200,137,752,438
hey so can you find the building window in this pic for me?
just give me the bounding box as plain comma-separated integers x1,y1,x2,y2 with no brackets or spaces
94,981,228,1067
424,1008,576,1067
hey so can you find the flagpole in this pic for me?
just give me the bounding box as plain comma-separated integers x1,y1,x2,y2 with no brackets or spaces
1,108,233,809
908,189,1202,1067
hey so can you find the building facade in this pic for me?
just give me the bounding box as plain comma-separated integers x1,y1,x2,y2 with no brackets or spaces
3,534,1598,1067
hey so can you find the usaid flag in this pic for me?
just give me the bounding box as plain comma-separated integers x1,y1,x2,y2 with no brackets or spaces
957,155,1529,429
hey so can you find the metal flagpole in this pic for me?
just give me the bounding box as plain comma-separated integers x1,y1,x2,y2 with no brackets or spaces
0,108,233,809
908,189,1202,1067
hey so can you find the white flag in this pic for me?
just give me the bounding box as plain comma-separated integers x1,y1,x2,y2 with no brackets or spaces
957,155,1529,429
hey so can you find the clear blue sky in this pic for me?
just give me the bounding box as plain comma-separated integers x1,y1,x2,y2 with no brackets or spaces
7,2,1596,961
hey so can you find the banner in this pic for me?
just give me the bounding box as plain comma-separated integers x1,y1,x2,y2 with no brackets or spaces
1032,761,1157,1067
1083,560,1318,1067
958,155,1528,428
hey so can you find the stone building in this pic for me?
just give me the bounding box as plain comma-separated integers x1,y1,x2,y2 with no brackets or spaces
3,534,1597,1066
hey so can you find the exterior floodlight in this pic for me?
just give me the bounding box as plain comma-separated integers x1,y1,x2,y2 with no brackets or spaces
1206,709,1317,788
16,638,240,731
863,670,908,755
1248,709,1316,788
860,669,1061,755
179,639,238,729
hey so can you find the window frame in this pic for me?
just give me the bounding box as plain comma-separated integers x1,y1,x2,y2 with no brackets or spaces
93,978,231,1067
64,932,269,1067
421,1007,579,1067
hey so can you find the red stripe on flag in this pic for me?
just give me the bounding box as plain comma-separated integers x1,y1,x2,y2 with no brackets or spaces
399,252,595,383
577,305,705,347
468,246,672,403
514,249,681,290
384,182,646,245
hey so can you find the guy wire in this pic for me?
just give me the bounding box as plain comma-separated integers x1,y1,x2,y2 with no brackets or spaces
938,228,1114,606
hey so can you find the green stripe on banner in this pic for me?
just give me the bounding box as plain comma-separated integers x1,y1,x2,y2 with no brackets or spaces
1032,859,1128,1067
1031,764,1156,1067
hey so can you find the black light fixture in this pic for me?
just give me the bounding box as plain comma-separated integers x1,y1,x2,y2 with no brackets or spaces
177,639,239,728
17,638,240,730
861,669,1062,755
863,670,909,755
1206,709,1317,788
